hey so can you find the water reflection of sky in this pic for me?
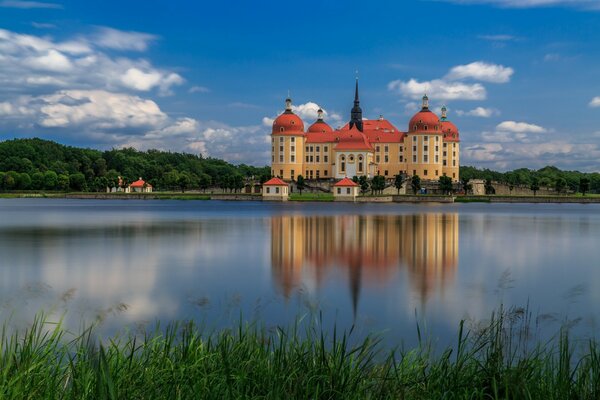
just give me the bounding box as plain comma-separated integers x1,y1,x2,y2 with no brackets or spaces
1,199,599,348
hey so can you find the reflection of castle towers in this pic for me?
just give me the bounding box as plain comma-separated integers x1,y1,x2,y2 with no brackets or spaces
271,214,459,311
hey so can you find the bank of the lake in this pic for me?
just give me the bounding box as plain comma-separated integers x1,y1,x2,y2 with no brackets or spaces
3,191,600,203
2,310,599,400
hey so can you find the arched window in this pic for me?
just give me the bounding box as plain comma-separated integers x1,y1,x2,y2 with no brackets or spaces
413,125,418,131
349,155,354,162
280,127,284,132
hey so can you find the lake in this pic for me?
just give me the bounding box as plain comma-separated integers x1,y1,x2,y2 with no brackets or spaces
1,199,599,348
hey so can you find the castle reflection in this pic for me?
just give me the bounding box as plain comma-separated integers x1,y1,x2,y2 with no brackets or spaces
271,214,459,311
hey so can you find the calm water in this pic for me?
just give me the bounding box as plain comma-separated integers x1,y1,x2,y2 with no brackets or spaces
1,199,599,348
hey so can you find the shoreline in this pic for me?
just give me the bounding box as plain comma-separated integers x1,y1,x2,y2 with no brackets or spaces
2,191,600,203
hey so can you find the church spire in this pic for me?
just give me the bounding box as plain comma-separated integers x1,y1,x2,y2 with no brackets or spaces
349,78,363,131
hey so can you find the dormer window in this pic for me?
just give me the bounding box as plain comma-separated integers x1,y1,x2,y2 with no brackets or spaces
280,127,284,132
413,125,417,131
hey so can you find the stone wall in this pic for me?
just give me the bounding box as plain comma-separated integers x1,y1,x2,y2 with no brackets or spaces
470,179,556,196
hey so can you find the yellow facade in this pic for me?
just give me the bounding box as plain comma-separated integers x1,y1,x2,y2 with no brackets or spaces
270,94,460,183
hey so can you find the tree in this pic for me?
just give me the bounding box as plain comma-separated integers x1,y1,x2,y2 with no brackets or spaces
3,171,19,190
484,178,495,195
530,178,540,196
177,172,192,193
555,177,567,195
44,171,58,190
579,177,590,196
163,170,180,191
31,172,45,190
296,175,305,195
19,172,31,190
93,157,107,177
198,173,212,192
232,174,244,193
411,175,421,195
439,175,453,195
460,177,472,195
0,172,4,191
91,176,108,192
69,173,87,191
394,174,404,195
370,175,386,195
57,174,70,191
358,176,369,195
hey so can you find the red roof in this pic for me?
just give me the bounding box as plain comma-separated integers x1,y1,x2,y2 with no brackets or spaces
308,120,333,133
409,109,441,133
129,178,151,188
272,112,304,134
305,118,405,145
334,177,359,187
332,127,374,151
263,177,288,186
441,120,460,142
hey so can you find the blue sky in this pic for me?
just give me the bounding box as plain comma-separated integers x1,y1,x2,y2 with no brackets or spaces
0,0,599,170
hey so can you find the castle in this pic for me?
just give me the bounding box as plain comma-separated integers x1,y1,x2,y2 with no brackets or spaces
270,80,460,182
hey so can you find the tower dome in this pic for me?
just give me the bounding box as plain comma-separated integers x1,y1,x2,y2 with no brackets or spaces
272,97,305,134
308,108,333,133
440,106,459,141
408,94,441,133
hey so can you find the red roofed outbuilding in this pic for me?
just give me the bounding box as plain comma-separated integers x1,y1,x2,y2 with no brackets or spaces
262,177,289,201
334,177,360,200
126,177,152,193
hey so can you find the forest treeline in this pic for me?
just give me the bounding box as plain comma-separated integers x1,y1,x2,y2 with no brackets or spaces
461,165,600,194
0,138,599,193
0,138,270,192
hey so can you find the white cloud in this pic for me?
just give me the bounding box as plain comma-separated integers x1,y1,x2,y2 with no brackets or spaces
0,0,62,8
24,49,73,72
589,97,600,107
456,107,500,118
388,61,513,102
291,101,323,120
463,143,503,162
544,53,561,62
120,68,162,91
262,102,342,127
31,22,57,29
446,61,514,83
92,27,157,52
496,121,547,133
189,85,210,93
478,34,517,41
0,101,13,115
388,78,486,101
0,28,183,96
38,90,168,129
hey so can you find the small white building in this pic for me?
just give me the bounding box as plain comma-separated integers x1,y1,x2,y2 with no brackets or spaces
262,177,289,201
127,178,153,193
333,177,360,201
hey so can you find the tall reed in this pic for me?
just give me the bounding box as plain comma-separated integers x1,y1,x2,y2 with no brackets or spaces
0,307,598,399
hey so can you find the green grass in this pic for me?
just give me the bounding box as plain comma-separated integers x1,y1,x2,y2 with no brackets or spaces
455,196,491,203
0,192,65,199
289,192,334,202
1,308,599,399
